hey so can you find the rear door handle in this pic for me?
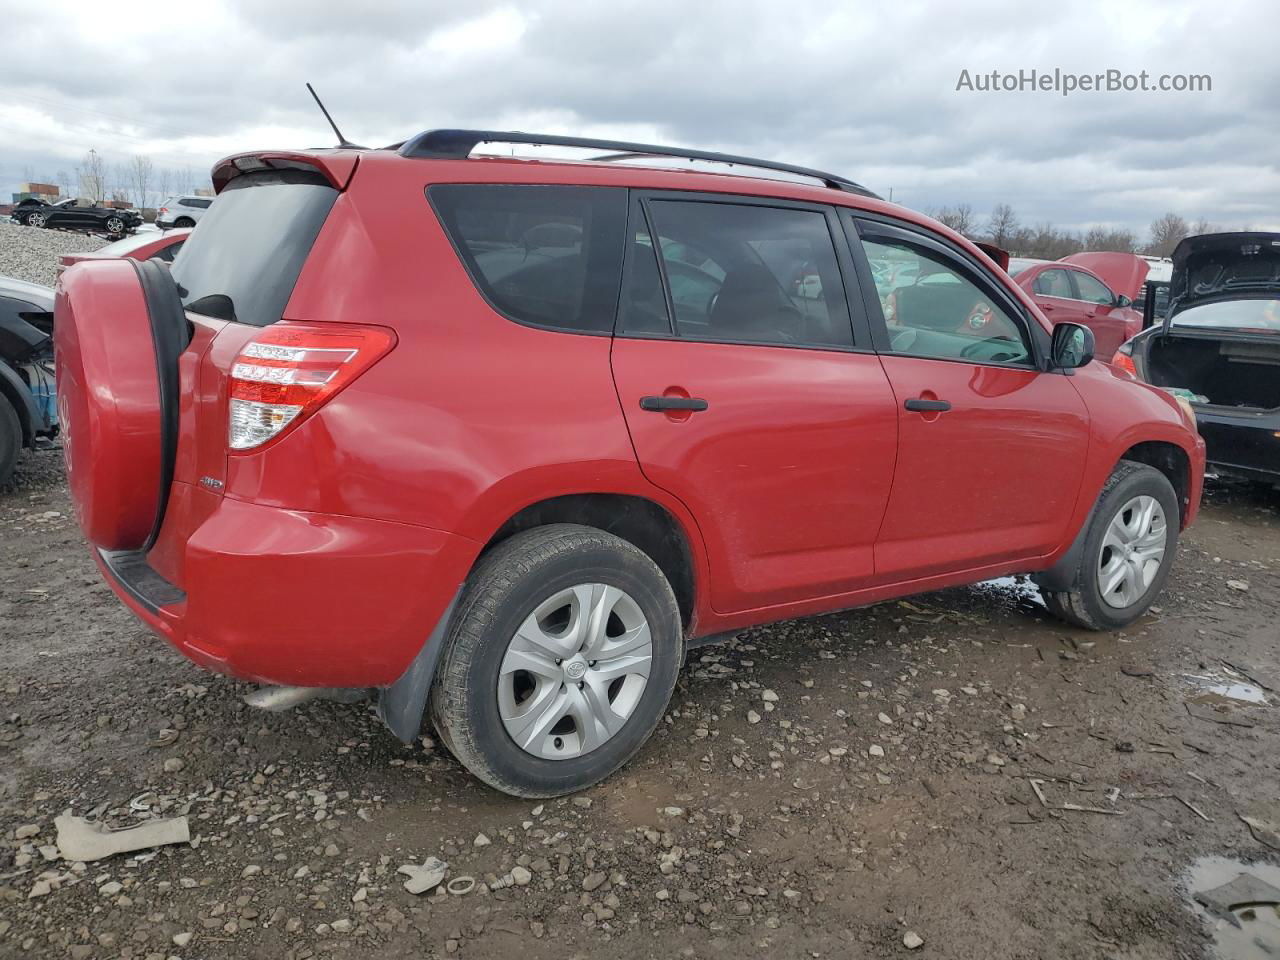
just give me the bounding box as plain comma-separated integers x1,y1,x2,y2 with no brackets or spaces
904,397,951,413
640,396,708,412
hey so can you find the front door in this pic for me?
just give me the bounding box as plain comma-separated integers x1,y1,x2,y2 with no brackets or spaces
849,217,1092,581
610,195,899,613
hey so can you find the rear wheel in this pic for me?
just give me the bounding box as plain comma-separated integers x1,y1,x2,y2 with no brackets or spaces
174,217,195,228
0,396,21,485
430,524,683,797
1040,461,1180,630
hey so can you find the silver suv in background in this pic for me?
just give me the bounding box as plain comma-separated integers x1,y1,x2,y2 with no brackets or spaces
155,196,213,228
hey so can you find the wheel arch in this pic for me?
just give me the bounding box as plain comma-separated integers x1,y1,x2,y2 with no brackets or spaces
480,493,698,633
1119,440,1191,527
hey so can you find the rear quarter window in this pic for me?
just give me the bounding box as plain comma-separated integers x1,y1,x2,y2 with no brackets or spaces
428,184,627,334
170,170,336,327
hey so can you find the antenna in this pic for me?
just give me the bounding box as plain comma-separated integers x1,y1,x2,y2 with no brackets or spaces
305,83,365,149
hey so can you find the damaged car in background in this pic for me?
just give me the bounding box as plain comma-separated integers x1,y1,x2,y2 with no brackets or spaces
0,276,56,484
1116,233,1280,487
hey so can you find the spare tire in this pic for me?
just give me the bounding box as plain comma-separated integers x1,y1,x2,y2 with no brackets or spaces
55,258,188,552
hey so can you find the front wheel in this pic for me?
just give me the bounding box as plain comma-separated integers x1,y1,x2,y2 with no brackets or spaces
25,212,46,228
1040,461,1180,630
104,216,126,238
430,524,683,797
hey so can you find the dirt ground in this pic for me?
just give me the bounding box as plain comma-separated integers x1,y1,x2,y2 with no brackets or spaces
2,449,1278,960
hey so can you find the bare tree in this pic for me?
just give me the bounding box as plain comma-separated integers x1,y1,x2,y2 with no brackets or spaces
79,149,107,204
1147,213,1189,257
933,203,976,235
1083,227,1138,253
129,155,155,211
55,170,72,198
985,204,1019,249
156,166,172,206
1190,217,1216,236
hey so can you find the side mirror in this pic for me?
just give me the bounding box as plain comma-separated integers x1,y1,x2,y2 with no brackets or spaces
1051,322,1095,370
1116,294,1133,309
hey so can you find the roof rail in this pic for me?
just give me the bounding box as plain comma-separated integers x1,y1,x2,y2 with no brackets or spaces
396,129,880,199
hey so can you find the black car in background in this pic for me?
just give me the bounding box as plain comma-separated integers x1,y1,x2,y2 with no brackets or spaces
0,275,56,485
1117,232,1280,487
11,198,141,238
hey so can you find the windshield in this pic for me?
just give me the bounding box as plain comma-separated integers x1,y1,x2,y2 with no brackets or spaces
170,169,336,327
1173,297,1280,332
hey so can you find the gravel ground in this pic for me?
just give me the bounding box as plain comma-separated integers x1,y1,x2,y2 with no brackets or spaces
3,454,1279,960
2,241,1279,959
0,221,109,286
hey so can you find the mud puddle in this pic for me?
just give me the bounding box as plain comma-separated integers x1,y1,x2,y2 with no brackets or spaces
1186,857,1280,958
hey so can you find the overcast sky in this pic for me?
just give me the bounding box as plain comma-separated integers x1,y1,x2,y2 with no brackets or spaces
1,0,1276,237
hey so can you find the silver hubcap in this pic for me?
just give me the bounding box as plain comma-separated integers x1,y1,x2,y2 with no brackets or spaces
29,214,44,227
107,218,123,232
1097,495,1167,608
498,583,652,760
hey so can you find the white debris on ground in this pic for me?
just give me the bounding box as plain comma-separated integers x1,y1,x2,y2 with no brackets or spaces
0,220,109,287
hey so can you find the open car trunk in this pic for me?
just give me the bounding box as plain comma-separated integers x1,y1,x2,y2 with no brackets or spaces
1146,331,1280,411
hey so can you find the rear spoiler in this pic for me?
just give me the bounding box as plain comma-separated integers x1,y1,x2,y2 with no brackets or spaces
211,151,361,194
973,242,1010,272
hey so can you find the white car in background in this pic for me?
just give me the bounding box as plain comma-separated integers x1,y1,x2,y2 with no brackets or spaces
155,195,213,229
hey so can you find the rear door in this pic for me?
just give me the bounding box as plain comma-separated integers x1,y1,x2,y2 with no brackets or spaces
610,194,899,614
1029,266,1090,328
846,216,1091,581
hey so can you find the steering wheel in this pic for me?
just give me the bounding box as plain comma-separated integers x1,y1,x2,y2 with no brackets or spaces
960,336,1021,363
891,326,918,353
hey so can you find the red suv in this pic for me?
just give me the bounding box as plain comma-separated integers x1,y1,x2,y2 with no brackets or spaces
55,131,1205,797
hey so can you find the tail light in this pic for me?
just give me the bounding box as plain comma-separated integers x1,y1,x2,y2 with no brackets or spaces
1112,340,1138,378
228,323,395,451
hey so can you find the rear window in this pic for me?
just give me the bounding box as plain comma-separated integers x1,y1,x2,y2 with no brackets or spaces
428,184,627,333
171,170,337,327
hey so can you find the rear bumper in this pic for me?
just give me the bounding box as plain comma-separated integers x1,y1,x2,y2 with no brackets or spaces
1195,407,1280,484
96,494,479,688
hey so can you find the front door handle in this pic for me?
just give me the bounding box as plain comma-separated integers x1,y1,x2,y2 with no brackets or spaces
640,396,709,413
904,397,951,413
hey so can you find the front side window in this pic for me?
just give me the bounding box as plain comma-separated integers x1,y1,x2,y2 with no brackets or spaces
1034,268,1074,299
1072,271,1114,305
429,184,627,334
862,237,1032,365
624,200,853,349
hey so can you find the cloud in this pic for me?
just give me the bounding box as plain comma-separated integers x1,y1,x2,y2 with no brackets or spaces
0,0,1275,234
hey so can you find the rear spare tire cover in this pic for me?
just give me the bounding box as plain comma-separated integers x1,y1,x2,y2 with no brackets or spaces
55,258,185,551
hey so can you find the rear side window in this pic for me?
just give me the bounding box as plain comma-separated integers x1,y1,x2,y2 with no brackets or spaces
429,184,627,334
171,170,337,327
624,200,854,349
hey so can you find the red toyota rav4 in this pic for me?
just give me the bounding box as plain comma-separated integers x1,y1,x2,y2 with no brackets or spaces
55,131,1205,797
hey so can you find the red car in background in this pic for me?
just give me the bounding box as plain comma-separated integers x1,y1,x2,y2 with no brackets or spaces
1008,257,1142,361
57,228,192,278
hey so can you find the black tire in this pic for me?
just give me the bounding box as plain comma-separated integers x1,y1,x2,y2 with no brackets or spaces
0,396,23,486
174,217,195,228
430,524,683,797
104,216,126,239
1040,461,1180,630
